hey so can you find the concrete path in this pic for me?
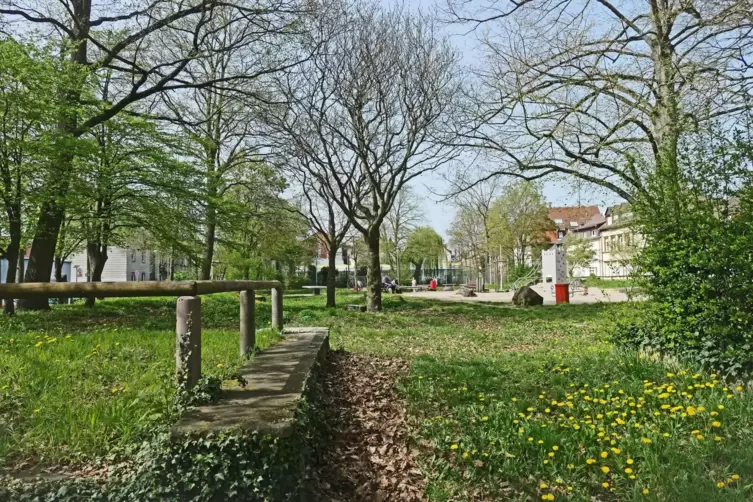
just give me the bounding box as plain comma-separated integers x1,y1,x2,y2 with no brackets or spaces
173,327,329,437
405,284,634,305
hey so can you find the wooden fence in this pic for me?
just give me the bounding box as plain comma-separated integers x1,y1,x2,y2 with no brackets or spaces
0,280,284,388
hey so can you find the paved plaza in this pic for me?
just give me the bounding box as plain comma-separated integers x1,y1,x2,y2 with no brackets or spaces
405,284,635,305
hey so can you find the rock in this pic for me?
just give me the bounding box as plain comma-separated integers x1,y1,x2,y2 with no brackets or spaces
512,286,544,306
346,304,367,312
456,287,476,298
442,286,453,292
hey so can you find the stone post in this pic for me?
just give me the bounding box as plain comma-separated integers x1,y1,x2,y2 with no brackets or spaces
240,290,255,357
176,296,202,388
272,286,283,331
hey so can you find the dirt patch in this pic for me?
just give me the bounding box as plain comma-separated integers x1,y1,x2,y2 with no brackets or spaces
309,351,426,501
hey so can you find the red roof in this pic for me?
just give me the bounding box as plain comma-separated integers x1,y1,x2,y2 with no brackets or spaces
548,206,601,227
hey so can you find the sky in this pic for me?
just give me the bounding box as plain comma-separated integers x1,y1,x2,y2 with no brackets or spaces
399,0,624,238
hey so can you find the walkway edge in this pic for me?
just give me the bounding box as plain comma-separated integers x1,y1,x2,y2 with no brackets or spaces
172,327,329,438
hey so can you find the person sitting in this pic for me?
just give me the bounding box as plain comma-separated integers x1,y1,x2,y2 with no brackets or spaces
429,278,437,291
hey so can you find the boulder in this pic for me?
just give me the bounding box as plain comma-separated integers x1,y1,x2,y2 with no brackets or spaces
512,286,544,306
442,286,454,292
456,287,477,298
346,304,367,312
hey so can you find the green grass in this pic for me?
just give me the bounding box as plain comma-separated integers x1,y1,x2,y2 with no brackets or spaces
0,295,280,468
582,278,639,289
2,290,753,501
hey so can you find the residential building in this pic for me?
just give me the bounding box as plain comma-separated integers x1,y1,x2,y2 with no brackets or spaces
69,247,183,282
0,248,71,283
546,206,602,244
599,204,641,278
570,214,607,277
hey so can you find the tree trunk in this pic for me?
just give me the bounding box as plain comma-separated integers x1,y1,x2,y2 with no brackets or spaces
326,242,337,308
85,242,108,307
365,230,382,312
3,215,22,314
16,247,24,283
200,203,216,280
18,204,65,310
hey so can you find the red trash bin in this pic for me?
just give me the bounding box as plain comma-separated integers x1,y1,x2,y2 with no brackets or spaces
555,283,570,304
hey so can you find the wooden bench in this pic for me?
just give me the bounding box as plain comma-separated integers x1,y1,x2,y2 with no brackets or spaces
404,285,426,292
302,285,327,296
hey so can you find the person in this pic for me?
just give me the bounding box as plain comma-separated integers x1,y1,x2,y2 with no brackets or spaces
411,277,417,288
429,278,437,291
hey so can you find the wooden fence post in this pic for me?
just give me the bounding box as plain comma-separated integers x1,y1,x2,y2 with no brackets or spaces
240,290,255,357
272,286,283,331
176,296,202,388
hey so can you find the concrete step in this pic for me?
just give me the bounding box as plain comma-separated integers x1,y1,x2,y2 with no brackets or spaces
172,327,329,438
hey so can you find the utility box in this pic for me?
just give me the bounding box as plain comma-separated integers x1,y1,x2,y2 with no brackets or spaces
542,247,568,285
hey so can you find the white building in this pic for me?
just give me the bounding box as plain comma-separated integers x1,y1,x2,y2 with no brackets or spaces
70,247,164,282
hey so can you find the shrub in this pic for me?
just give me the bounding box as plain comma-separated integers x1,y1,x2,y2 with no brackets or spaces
615,133,753,376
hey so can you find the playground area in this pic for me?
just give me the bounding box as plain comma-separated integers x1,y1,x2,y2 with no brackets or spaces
406,283,634,304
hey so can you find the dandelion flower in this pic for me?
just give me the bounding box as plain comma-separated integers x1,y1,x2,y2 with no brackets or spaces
641,438,652,444
625,468,633,474
643,488,649,494
732,474,740,480
540,483,548,489
602,482,609,488
686,406,696,416
717,482,725,488
586,458,596,465
601,466,610,474
711,421,721,428
450,444,458,450
601,452,608,459
627,458,634,465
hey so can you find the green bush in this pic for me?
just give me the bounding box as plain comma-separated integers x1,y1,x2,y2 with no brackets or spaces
615,133,753,376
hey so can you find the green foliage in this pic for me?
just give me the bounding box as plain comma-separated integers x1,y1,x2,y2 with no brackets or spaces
0,296,280,466
615,132,753,376
1,363,327,502
563,234,596,277
404,226,445,279
489,181,553,267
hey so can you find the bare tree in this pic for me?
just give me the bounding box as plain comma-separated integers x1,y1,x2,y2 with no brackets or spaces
381,185,424,284
1,0,301,309
447,176,505,290
261,1,460,311
289,170,351,307
448,0,753,202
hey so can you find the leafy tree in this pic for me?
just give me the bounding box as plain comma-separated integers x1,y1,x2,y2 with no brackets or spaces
2,1,302,309
404,227,445,282
488,181,553,270
562,234,595,278
616,129,753,376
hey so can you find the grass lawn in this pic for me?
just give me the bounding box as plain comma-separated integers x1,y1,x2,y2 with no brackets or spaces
2,290,753,501
0,295,280,468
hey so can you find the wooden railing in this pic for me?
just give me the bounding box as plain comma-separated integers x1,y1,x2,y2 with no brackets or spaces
0,280,284,388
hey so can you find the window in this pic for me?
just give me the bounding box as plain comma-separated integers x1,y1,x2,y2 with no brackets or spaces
141,272,146,281
569,221,579,227
131,251,135,262
130,272,136,281
141,251,145,263
592,230,597,236
554,218,563,224
589,267,597,276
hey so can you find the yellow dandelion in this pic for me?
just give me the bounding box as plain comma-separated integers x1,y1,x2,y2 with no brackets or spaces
548,452,555,457
732,474,740,480
686,406,696,416
711,421,721,428
552,445,559,451
715,436,722,441
736,386,743,391
586,458,596,465
541,495,555,501
600,451,608,458
601,466,610,474
625,468,633,474
602,482,609,488
641,437,652,444
540,483,548,489
643,488,649,494
717,482,725,488
462,452,469,458
481,416,489,422
450,444,458,450
627,458,634,465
